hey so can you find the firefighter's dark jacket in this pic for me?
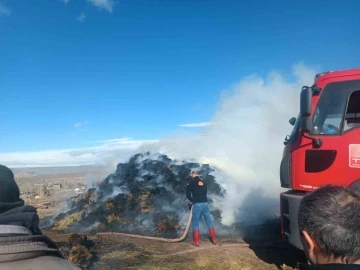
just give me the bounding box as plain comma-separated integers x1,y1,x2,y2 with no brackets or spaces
186,176,208,204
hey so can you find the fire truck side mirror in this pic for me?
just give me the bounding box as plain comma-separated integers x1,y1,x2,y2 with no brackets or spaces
300,86,312,132
289,117,296,126
301,117,312,133
300,86,312,117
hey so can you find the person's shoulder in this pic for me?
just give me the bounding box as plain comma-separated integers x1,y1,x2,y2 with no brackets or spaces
195,177,206,186
187,177,206,187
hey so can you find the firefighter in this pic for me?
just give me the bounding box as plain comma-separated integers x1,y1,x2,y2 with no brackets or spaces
186,170,216,247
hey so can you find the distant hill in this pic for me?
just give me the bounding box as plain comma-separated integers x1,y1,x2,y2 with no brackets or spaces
11,164,106,178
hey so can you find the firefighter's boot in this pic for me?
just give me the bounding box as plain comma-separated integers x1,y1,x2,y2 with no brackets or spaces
192,230,200,247
209,228,217,245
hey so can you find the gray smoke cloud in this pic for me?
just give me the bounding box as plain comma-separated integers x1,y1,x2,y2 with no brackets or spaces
139,62,318,225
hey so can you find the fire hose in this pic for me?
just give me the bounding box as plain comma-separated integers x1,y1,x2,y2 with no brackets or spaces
97,207,193,243
97,207,250,248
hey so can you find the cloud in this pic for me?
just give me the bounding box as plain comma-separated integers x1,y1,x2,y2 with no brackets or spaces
90,137,141,146
61,0,70,4
74,120,89,128
0,2,11,16
0,137,158,168
178,122,212,128
77,12,86,22
88,0,115,13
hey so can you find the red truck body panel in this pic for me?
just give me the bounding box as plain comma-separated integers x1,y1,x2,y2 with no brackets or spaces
280,68,360,249
284,68,360,192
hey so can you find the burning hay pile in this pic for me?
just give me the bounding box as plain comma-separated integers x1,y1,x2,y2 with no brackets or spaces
52,153,225,238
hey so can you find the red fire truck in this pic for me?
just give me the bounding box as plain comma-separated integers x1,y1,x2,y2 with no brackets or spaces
280,68,360,249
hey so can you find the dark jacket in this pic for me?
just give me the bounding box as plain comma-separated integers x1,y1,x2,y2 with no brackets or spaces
0,206,81,270
299,263,360,270
186,176,208,204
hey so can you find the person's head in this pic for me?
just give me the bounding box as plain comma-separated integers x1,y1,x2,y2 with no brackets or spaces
191,170,200,178
298,184,360,265
347,180,360,195
0,165,24,214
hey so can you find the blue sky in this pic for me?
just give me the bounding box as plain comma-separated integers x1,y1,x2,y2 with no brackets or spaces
1,0,360,166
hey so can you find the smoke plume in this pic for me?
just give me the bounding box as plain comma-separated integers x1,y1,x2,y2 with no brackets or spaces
139,63,317,225
51,63,318,235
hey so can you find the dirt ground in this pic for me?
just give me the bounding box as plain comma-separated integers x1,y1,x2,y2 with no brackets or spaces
43,230,307,270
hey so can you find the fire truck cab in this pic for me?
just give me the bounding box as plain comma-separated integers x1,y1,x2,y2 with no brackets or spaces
280,68,360,249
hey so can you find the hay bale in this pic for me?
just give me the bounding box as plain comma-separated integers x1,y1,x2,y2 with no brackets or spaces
107,214,121,223
68,244,93,270
52,152,225,237
105,200,115,209
53,211,84,230
62,234,95,269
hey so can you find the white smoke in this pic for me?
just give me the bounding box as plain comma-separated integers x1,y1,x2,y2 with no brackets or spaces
54,63,317,230
102,185,129,202
139,62,318,226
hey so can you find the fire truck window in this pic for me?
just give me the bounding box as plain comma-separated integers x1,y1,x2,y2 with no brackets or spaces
311,86,348,135
344,90,360,132
312,80,360,135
